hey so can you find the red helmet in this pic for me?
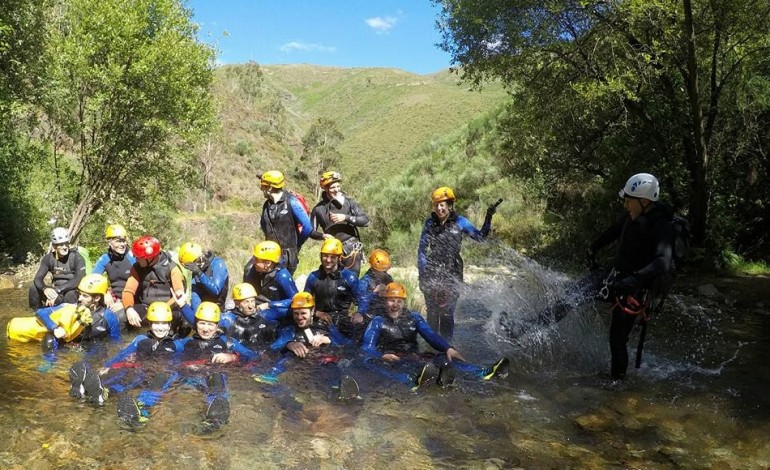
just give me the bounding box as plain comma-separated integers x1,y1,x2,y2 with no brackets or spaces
132,236,161,260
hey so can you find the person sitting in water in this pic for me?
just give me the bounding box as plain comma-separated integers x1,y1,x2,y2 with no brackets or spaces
91,224,136,328
304,238,364,339
8,274,121,352
253,293,357,398
177,283,282,350
28,227,87,309
242,241,299,321
69,302,178,414
178,241,230,312
121,235,187,334
361,282,509,390
356,248,395,323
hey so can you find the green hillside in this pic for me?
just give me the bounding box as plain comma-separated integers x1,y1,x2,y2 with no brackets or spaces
197,63,507,210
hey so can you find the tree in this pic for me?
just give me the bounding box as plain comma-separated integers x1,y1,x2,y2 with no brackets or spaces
434,0,770,252
42,0,215,239
301,117,344,199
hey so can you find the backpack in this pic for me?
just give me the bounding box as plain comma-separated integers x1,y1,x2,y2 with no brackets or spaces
671,214,691,269
288,190,311,232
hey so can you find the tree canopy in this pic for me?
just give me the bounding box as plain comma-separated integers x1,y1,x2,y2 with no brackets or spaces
435,0,770,258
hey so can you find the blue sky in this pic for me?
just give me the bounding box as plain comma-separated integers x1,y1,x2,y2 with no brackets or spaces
187,1,453,75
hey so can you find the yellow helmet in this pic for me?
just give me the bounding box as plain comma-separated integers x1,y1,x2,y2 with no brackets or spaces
105,224,127,239
178,242,204,265
195,301,221,323
382,282,407,299
78,274,109,295
290,292,315,309
431,186,456,204
320,170,341,188
368,249,391,272
253,240,281,263
232,283,258,301
320,238,343,256
146,302,173,322
260,170,285,189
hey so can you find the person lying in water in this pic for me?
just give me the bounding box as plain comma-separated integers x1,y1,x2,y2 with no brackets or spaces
361,282,509,390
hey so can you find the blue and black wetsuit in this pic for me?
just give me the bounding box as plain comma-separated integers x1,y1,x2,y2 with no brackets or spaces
356,268,393,321
304,266,362,339
179,303,281,349
92,249,136,299
361,310,491,385
242,263,298,322
417,210,491,339
190,254,229,311
260,192,314,274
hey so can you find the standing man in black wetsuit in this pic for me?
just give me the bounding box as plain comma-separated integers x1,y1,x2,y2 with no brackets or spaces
589,173,675,380
311,170,370,275
259,170,314,275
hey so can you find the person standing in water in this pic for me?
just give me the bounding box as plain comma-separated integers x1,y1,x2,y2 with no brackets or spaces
417,187,499,339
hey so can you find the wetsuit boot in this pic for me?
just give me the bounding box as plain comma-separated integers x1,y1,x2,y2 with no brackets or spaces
204,396,230,428
482,357,510,380
338,375,360,400
412,363,439,390
68,361,87,399
41,333,58,352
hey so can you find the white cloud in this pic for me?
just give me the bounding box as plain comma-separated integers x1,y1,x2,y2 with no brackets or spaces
365,16,398,34
279,41,336,53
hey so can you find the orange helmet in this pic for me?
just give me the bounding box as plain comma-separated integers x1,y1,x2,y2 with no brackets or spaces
290,292,315,309
382,282,407,299
368,249,391,272
431,186,455,204
320,238,343,256
320,171,342,188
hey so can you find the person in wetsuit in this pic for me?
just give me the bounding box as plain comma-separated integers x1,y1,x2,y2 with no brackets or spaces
310,170,370,275
356,248,394,323
588,173,675,381
122,235,186,334
242,240,299,323
178,241,229,311
417,186,498,340
259,170,314,274
361,282,509,389
29,227,86,308
304,238,363,339
91,224,135,328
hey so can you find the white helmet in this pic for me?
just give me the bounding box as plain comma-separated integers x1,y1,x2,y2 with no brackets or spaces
51,227,71,244
619,173,659,201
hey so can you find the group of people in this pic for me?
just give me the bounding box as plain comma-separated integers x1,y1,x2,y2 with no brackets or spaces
7,169,511,430
6,169,677,427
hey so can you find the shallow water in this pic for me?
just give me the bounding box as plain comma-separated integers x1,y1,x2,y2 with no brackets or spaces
1,263,769,469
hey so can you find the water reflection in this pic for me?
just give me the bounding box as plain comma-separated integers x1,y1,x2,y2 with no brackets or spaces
1,253,769,468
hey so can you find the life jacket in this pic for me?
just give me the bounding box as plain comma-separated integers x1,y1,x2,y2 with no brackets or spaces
423,211,464,279
192,255,229,307
6,304,84,343
78,306,111,341
134,252,178,305
103,249,133,296
308,267,355,316
262,193,300,249
136,334,177,356
376,313,420,354
290,321,331,345
183,332,231,360
226,313,278,347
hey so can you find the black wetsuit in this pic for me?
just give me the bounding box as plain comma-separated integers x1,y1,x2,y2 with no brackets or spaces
310,192,370,274
591,203,674,379
29,250,86,308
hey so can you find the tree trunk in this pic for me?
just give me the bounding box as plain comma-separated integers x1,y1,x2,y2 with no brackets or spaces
683,0,709,245
68,191,97,242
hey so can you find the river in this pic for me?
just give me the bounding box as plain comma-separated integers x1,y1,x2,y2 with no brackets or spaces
1,259,768,469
